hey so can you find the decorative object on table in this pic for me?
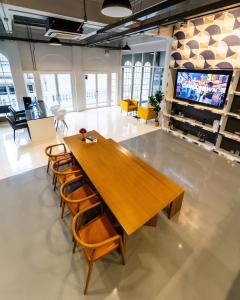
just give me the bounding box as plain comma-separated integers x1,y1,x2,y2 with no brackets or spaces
86,135,98,143
79,128,87,141
213,120,220,132
149,90,164,127
197,132,206,143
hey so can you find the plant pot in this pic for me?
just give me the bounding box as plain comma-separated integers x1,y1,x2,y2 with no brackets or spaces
154,120,159,127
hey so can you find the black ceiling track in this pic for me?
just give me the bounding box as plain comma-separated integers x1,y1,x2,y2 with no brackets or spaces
0,35,121,49
86,0,240,46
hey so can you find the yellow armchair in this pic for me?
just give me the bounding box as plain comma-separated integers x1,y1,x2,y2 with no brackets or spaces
137,106,157,123
120,99,138,114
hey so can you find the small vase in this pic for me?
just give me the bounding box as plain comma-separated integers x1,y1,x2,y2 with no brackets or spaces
81,133,86,141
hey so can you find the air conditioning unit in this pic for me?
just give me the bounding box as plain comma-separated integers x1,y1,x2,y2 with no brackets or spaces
44,17,97,41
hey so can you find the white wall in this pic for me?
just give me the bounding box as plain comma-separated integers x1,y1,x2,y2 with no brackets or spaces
0,40,121,110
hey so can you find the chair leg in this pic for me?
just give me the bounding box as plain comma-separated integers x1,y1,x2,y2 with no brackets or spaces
14,129,16,142
63,120,68,129
72,240,77,253
61,202,65,218
56,120,59,131
47,159,50,174
53,176,57,191
27,127,31,139
84,260,94,295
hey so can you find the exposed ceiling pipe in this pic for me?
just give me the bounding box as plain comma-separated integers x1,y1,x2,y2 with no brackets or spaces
87,0,240,46
97,0,186,34
0,35,121,49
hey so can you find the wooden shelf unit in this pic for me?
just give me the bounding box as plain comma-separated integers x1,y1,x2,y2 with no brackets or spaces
162,68,240,164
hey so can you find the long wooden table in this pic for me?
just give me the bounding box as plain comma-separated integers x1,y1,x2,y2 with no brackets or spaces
64,131,184,237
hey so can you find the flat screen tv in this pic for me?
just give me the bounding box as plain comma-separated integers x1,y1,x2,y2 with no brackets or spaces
174,69,233,109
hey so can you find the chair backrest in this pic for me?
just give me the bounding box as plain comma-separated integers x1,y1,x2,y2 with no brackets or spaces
45,143,67,158
8,106,16,116
50,105,60,115
6,115,15,128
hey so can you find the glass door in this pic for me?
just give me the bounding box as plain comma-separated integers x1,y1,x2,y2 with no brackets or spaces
57,74,73,110
40,74,57,108
97,74,107,106
85,73,108,108
40,73,73,110
85,74,97,108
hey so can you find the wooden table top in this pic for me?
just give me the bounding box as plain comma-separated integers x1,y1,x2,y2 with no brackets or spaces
64,131,184,236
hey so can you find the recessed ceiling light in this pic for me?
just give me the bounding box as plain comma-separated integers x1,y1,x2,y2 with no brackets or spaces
101,0,132,18
49,37,62,46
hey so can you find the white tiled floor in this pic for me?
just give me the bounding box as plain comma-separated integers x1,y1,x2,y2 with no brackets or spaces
0,106,158,179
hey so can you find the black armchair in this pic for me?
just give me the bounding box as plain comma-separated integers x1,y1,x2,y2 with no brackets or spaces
8,105,26,121
6,115,31,142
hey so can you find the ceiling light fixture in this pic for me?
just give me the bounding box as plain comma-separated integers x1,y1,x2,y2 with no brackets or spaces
101,0,132,18
122,43,131,51
49,37,62,46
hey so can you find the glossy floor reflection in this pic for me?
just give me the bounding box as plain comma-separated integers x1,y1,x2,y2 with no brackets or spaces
0,130,239,300
0,106,158,179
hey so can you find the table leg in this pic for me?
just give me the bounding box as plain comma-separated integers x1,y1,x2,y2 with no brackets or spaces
145,214,158,227
168,192,184,219
123,230,127,252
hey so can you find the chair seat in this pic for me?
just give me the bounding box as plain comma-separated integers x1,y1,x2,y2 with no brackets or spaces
67,184,99,215
128,105,137,111
78,214,120,261
58,166,82,185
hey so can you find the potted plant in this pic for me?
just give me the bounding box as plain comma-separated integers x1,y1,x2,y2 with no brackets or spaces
149,91,164,126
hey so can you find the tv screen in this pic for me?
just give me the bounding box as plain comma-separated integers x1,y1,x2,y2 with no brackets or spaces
174,69,232,109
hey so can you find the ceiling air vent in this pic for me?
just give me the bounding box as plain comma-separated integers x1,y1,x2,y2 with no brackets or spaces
44,17,97,41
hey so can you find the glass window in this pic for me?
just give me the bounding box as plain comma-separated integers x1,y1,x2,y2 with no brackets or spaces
143,52,154,65
111,73,117,105
40,73,73,110
154,52,165,67
133,53,142,65
0,53,18,109
152,68,163,95
23,73,37,101
141,62,152,102
121,54,132,66
122,61,132,99
132,61,142,101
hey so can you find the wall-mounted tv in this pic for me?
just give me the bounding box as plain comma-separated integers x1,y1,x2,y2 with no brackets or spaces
174,69,233,109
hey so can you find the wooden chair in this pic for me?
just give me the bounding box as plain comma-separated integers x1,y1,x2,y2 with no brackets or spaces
51,157,82,194
72,202,125,294
60,176,99,219
45,143,71,174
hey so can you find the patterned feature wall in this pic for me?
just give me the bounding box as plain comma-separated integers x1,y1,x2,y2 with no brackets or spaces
171,8,240,69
